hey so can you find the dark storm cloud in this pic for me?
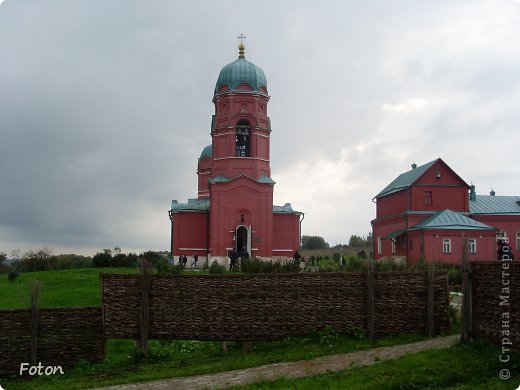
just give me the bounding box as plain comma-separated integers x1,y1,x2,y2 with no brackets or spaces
1,0,519,253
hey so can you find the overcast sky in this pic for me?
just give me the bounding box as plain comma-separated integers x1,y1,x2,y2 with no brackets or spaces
1,0,520,256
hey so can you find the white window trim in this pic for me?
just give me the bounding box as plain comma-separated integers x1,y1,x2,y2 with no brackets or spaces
516,232,520,251
391,240,396,254
442,239,451,254
468,239,477,254
377,237,382,255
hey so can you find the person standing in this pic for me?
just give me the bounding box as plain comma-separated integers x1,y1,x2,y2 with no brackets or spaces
228,249,238,271
191,253,199,268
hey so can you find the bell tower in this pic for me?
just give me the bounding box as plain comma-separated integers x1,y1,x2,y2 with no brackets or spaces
210,38,272,181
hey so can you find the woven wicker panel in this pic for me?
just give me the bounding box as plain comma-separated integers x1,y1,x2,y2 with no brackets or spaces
102,272,449,341
471,261,519,351
0,307,104,376
373,271,449,337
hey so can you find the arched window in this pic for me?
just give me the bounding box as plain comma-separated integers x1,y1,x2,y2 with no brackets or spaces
235,120,250,157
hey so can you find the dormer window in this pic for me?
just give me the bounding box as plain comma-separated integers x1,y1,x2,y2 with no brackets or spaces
235,120,250,157
435,169,441,179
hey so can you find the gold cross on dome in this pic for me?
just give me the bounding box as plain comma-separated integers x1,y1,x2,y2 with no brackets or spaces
237,33,246,45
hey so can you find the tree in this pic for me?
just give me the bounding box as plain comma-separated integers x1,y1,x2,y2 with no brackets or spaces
301,235,329,250
348,235,364,247
366,232,374,247
18,248,53,272
92,249,113,267
348,233,373,247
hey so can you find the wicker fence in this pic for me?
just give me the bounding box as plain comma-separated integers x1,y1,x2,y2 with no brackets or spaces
0,307,104,376
101,271,450,341
0,271,450,376
471,261,519,351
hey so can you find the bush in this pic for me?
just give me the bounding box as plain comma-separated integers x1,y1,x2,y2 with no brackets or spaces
241,257,270,273
51,254,93,269
92,249,140,267
347,256,366,271
241,258,301,273
307,325,340,345
0,252,8,274
16,248,53,272
447,266,462,286
139,251,165,266
7,269,19,282
209,260,226,274
92,250,113,267
156,259,183,275
0,263,9,274
414,257,428,270
347,326,368,340
374,258,406,272
332,252,341,262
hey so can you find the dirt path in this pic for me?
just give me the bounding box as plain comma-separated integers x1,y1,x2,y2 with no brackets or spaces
92,334,459,390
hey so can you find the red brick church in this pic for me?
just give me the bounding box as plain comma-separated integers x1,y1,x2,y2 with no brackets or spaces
169,41,302,265
372,158,520,264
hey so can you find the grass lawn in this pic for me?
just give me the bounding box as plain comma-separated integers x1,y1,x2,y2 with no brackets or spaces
0,267,138,308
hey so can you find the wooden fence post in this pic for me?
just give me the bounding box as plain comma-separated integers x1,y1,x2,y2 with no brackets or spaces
137,259,153,353
461,239,472,344
366,258,375,341
25,280,43,366
426,263,435,337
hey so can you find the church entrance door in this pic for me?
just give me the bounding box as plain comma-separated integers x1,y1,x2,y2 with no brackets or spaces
236,225,250,255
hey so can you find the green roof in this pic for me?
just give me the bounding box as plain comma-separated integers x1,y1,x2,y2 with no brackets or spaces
410,209,495,231
375,159,438,198
382,230,406,239
470,195,520,215
171,199,209,211
273,203,301,214
171,199,300,214
214,57,267,96
199,144,212,160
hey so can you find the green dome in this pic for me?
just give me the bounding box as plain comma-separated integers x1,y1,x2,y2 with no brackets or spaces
214,57,267,96
199,144,212,160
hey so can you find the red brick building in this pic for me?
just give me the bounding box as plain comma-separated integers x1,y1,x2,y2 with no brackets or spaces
372,158,520,264
169,42,302,265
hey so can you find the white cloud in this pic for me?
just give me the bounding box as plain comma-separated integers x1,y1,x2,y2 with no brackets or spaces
382,98,427,113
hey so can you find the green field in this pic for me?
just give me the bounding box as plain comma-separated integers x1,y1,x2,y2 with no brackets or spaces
0,267,138,308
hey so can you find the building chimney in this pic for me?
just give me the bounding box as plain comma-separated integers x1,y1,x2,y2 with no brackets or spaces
469,184,477,201
490,188,495,196
411,162,417,169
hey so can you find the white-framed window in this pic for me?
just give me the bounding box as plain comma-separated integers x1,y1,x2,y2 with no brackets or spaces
468,239,477,254
516,232,520,250
442,239,451,254
496,232,508,243
391,240,396,254
377,236,382,255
